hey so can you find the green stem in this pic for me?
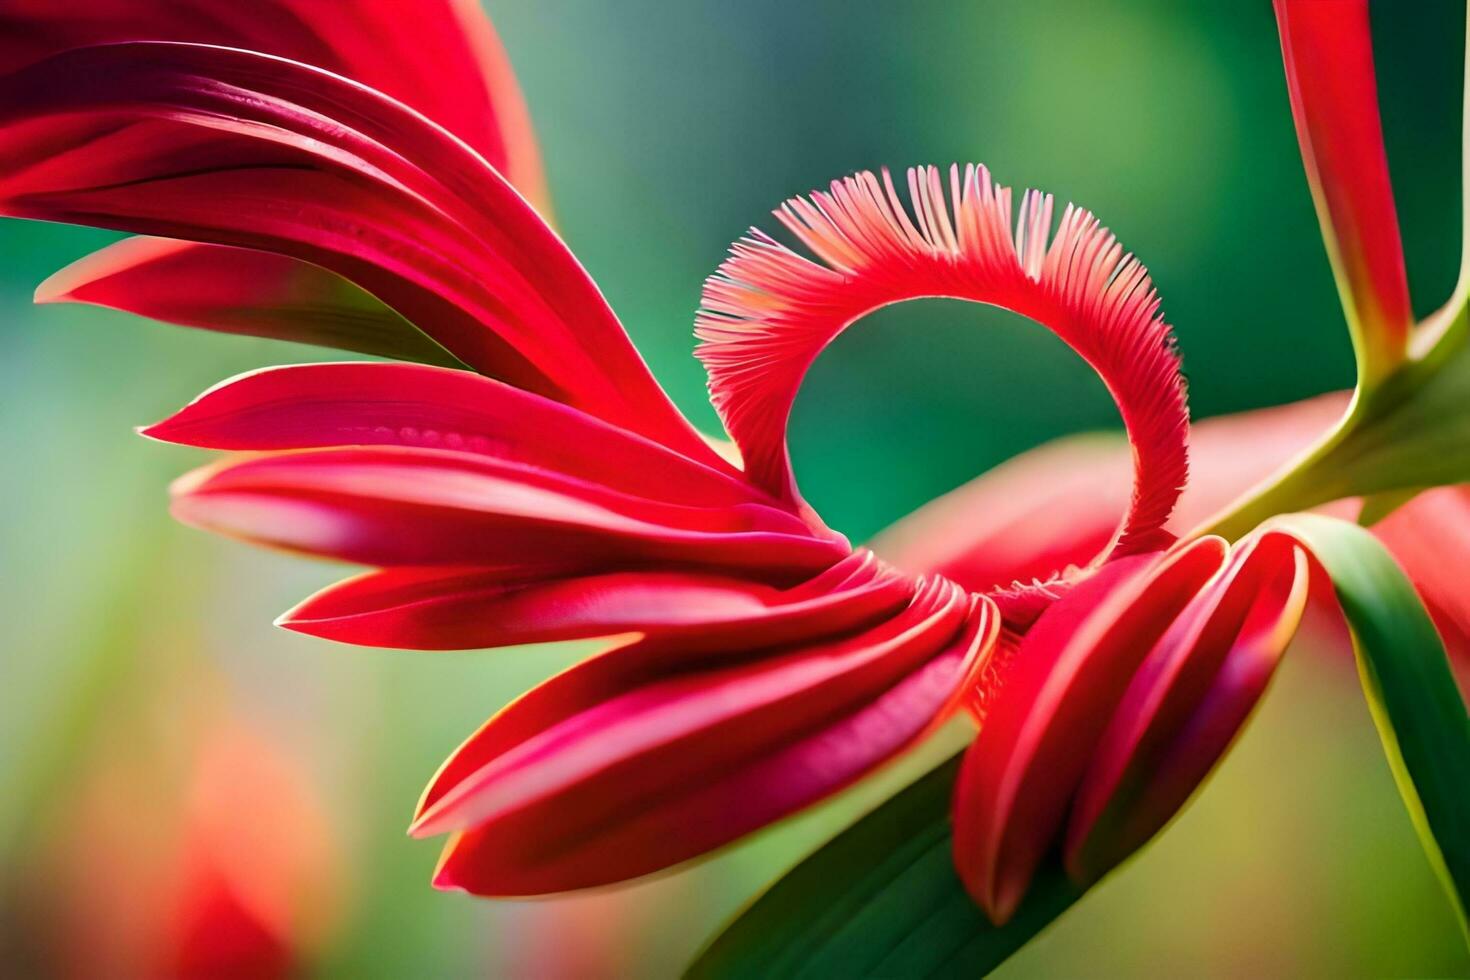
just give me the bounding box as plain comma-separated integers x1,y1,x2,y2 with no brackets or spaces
1189,401,1360,543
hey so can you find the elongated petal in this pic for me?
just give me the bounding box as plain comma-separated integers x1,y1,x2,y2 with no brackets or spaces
170,448,843,575
280,562,911,651
144,362,763,509
951,537,1227,924
1275,0,1411,382
1065,534,1311,881
414,582,996,895
698,165,1188,567
5,0,550,370
38,237,462,368
0,0,546,206
411,552,912,811
0,42,716,463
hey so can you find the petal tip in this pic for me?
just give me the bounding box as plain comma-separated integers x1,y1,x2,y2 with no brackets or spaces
430,866,464,892
137,420,174,443
273,608,306,632
32,270,75,306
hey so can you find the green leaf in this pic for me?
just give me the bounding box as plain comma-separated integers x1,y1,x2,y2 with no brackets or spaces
686,755,1083,979
1274,513,1470,939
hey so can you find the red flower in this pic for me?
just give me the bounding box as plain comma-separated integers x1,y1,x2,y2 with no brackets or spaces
0,0,1461,928
0,13,1010,894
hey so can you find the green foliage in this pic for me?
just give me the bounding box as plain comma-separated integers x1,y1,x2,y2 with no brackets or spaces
1274,514,1470,939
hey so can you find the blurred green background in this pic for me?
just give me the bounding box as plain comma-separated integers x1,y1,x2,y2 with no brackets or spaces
2,0,1467,975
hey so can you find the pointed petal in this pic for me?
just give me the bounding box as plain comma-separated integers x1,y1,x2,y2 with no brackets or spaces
280,563,908,651
1275,0,1411,382
698,165,1188,570
1064,533,1311,881
951,537,1227,925
0,42,715,463
0,0,546,205
4,0,552,374
169,447,843,575
144,362,761,509
413,584,996,895
38,237,462,368
409,552,915,812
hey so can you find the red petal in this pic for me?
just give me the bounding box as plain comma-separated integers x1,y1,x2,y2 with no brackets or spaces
5,0,552,377
0,42,715,463
873,434,1130,595
876,393,1351,594
409,552,912,812
413,583,996,894
1275,0,1412,375
0,0,546,205
144,362,762,509
951,536,1227,924
1064,533,1311,881
698,165,1188,567
170,448,844,575
280,558,911,651
38,237,461,368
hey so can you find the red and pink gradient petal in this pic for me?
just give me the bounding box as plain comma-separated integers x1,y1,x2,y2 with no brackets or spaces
0,0,545,202
412,582,995,895
280,566,910,652
872,434,1131,596
145,362,765,510
169,448,844,577
0,42,717,464
3,0,551,367
874,393,1352,597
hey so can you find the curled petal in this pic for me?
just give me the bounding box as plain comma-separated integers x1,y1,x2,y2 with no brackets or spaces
0,42,715,463
951,537,1228,925
1065,533,1311,881
411,579,997,895
1275,0,1412,381
170,448,844,576
698,165,1188,569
